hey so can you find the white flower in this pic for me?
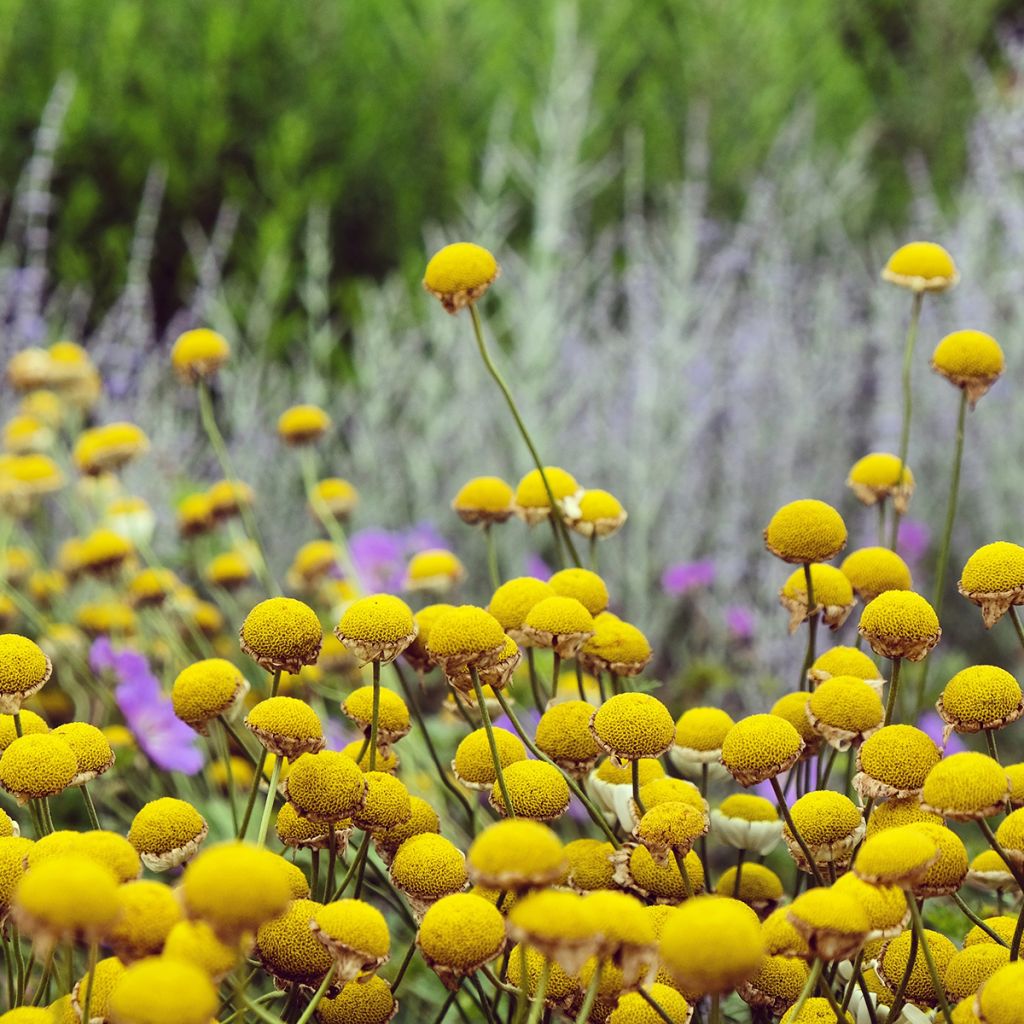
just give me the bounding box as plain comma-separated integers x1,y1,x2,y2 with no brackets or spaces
709,807,783,856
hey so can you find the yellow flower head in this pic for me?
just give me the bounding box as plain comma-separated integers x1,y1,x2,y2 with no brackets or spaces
787,887,870,961
310,898,390,981
490,760,570,821
716,862,784,910
853,825,939,886
452,726,526,789
784,791,864,872
0,733,77,803
315,976,397,1024
0,454,65,502
615,844,704,904
239,597,323,674
451,476,514,525
181,841,293,941
2,413,54,455
389,833,467,913
427,604,506,680
944,944,1011,1004
564,838,616,892
161,919,239,981
128,798,209,872
170,328,231,382
959,542,1024,628
840,547,913,604
592,692,675,763
568,488,628,538
371,795,439,860
204,550,253,590
608,983,690,1023
807,676,884,750
739,953,809,1015
286,750,366,822
780,998,855,1022
779,564,854,633
965,916,1017,948
762,905,810,958
127,567,178,608
579,614,653,677
335,594,417,665
932,329,1005,406
535,700,601,774
310,477,359,520
418,892,506,987
171,658,248,735
0,634,51,714
711,794,783,857
879,928,958,1008
488,577,555,634
343,685,410,745
674,707,734,754
106,880,183,963
770,692,818,748
504,889,598,975
467,819,566,891
288,539,340,587
921,751,1010,821
764,499,847,564
106,955,218,1024
831,873,909,940
255,896,334,987
277,403,331,445
423,242,499,313
0,711,46,754
0,836,33,916
176,493,215,538
939,665,1024,734
513,467,580,524
1005,763,1024,809
520,595,595,658
207,478,254,519
245,696,325,758
507,943,580,1005
808,645,884,689
976,960,1024,1024
660,896,764,995
548,568,610,615
75,601,137,638
847,452,916,512
78,527,134,577
721,714,804,786
353,771,411,832
856,725,941,801
73,422,149,475
14,854,120,943
53,722,115,784
908,821,968,898
882,241,958,292
403,549,466,593
858,590,941,661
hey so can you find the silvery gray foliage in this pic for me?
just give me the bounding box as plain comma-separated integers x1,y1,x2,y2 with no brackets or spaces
5,38,1024,688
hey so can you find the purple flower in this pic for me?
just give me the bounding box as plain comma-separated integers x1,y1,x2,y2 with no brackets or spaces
524,553,552,582
91,638,204,774
725,605,755,641
661,559,715,596
897,519,931,564
918,710,964,755
348,524,452,591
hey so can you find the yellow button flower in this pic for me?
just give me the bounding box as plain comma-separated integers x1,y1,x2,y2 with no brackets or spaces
944,944,1009,1003
418,892,506,988
277,403,331,445
783,791,864,873
592,692,675,763
170,327,230,382
976,960,1024,1024
568,488,628,538
245,696,325,758
336,594,417,666
715,863,784,914
579,614,653,677
779,564,855,633
858,590,941,661
840,546,913,603
310,476,359,520
423,242,499,313
171,658,248,735
787,887,869,961
106,955,218,1024
932,329,1005,406
451,475,514,525
402,548,466,593
807,676,884,750
256,896,334,987
921,752,1010,821
107,880,183,963
881,241,958,292
240,597,323,674
128,798,208,872
14,854,120,944
853,825,939,887
0,634,52,714
721,714,803,786
467,819,566,891
490,759,570,821
389,833,467,918
513,467,581,524
285,750,366,822
855,724,941,801
311,898,390,982
764,499,847,564
878,928,958,1008
959,542,1024,628
0,733,77,803
939,665,1024,735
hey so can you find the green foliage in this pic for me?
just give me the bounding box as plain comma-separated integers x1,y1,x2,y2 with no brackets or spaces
0,0,1007,316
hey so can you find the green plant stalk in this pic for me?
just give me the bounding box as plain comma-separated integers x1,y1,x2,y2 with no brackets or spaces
298,447,363,591
238,745,270,840
484,524,501,591
799,562,818,690
526,649,545,713
574,960,603,1023
906,895,954,1024
471,667,515,818
390,937,418,997
196,379,280,594
889,291,924,550
524,959,551,1024
217,720,239,832
294,963,337,1024
917,389,968,713
80,784,101,830
770,776,825,887
369,660,382,771
787,958,823,1023
324,825,339,904
468,303,580,568
255,754,282,847
709,992,722,1024
883,657,902,727
672,849,694,900
950,891,1007,946
331,832,370,901
631,759,646,815
80,943,98,1024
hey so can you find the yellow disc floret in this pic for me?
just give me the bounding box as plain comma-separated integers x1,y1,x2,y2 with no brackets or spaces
858,590,941,661
840,547,913,602
423,242,500,313
721,714,803,786
592,693,675,762
764,499,847,564
921,752,1010,820
240,597,323,673
881,241,958,292
106,955,218,1024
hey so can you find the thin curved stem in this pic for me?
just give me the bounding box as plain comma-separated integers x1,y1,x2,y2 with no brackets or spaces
788,958,823,1023
238,745,270,840
484,524,501,591
472,667,515,818
883,657,902,727
80,784,101,830
770,775,825,887
672,849,694,900
294,964,337,1024
331,832,370,901
81,943,98,1024
638,988,677,1024
574,961,603,1023
526,649,545,713
631,759,646,815
799,562,818,689
889,291,924,550
390,936,418,996
906,895,954,1024
524,959,551,1024
255,753,282,847
950,891,1008,947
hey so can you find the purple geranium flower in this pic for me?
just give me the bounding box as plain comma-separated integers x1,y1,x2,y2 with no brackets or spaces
661,559,715,597
349,523,452,592
725,605,755,641
897,519,931,564
524,553,552,582
918,710,965,755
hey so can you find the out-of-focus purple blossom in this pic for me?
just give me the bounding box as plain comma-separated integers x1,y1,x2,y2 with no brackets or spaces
324,718,351,751
349,524,451,592
661,559,715,596
897,519,931,564
492,708,540,739
725,605,755,641
524,553,552,582
918,710,964,755
91,638,204,774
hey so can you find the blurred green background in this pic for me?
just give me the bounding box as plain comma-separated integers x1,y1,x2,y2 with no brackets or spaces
0,0,1013,321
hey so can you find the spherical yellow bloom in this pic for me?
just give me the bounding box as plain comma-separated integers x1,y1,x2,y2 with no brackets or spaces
548,568,610,615
78,831,142,883
452,725,526,789
371,795,439,863
564,838,615,892
847,452,916,510
14,854,120,943
1,1007,62,1023
807,676,884,750
592,692,675,763
176,493,215,538
53,721,115,784
245,696,325,758
932,329,1005,406
520,595,595,658
240,597,323,673
615,844,704,904
505,889,598,974
76,601,138,638
0,454,64,504
909,821,968,898
975,960,1024,1024
106,955,218,1024
939,665,1024,733
0,634,51,713
879,928,958,1008
764,499,847,564
285,750,366,822
451,475,514,525
0,807,17,839
488,577,556,635
418,892,506,988
634,800,708,863
660,896,764,995
162,920,238,980
739,954,809,1015
787,887,869,961
856,724,941,800
128,798,208,872
721,714,804,786
784,791,864,872
882,241,958,292
342,739,399,774
204,550,254,590
401,603,455,672
994,808,1024,869
71,956,125,1023
403,549,466,592
779,564,855,633
275,801,350,852
608,983,690,1023
535,700,601,775
181,842,293,940
207,478,254,519
858,590,941,661
922,752,1010,820
711,794,783,857
311,898,390,981
315,975,398,1023
2,414,53,455
78,527,135,577
579,614,653,677
288,539,340,587
491,759,570,820
335,594,416,666
568,488,628,538
127,566,177,608
513,467,580,524
423,242,499,313
965,917,1017,948
170,327,230,382
310,477,359,520
943,944,1010,1002
0,733,77,803
351,772,410,832
0,836,33,916
716,863,784,911
780,997,855,1022
831,873,908,940
959,542,1024,628
73,422,149,475
841,547,913,603
507,944,580,1006
277,403,331,445
170,658,248,735
342,686,410,748
255,896,334,987
762,906,810,958
107,880,183,963
853,825,939,886
390,834,467,915
966,849,1017,895
770,692,818,749
427,603,506,677
0,711,45,753
467,819,566,891
674,707,733,753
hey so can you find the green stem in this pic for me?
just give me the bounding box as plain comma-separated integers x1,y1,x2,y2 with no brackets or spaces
524,959,551,1024
631,759,646,815
468,303,580,568
877,501,887,546
256,754,283,847
709,992,722,1024
80,785,101,830
294,964,337,1024
788,958,823,1023
889,290,924,550
906,895,954,1024
81,943,98,1024
883,657,902,727
218,719,239,832
324,823,339,903
526,649,545,713
220,714,260,768
734,849,745,896
551,653,560,702
484,524,501,591
987,729,1000,763
950,891,1008,947
238,745,270,840
799,562,818,690
574,961,603,1023
369,660,381,772
331,832,370,901
672,849,694,900
770,775,825,887
637,988,676,1024
1011,607,1024,653
575,660,586,700
1012,901,1024,962
888,920,918,1020
472,667,515,818
390,937,418,996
